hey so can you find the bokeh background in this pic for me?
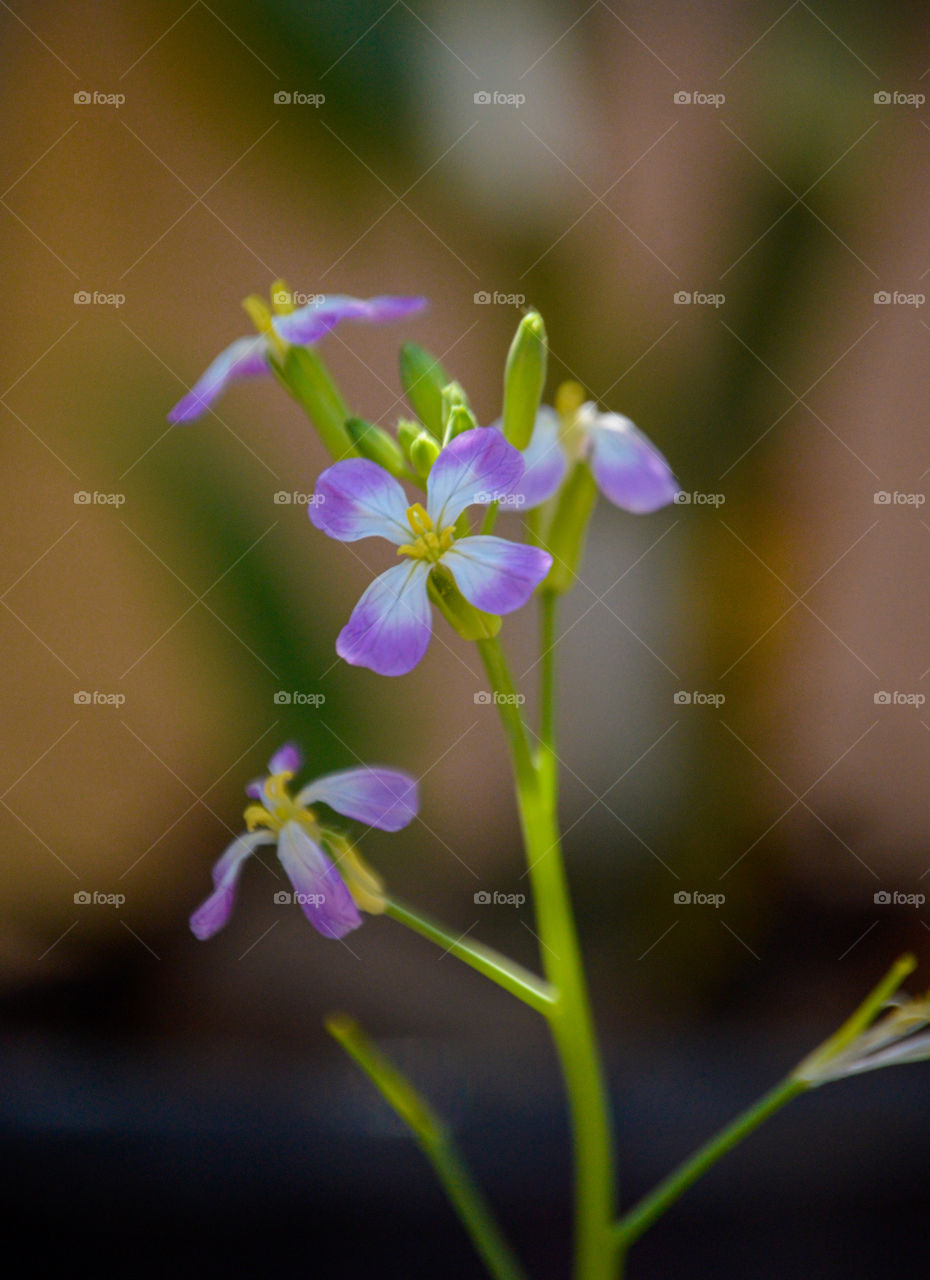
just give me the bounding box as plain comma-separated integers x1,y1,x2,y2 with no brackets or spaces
3,1,930,1275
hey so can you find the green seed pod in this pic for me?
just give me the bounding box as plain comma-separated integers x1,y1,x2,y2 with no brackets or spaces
344,417,409,479
399,343,448,438
502,310,547,450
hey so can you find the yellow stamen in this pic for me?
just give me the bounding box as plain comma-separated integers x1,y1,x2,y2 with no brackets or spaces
327,832,386,914
244,803,274,832
242,293,288,360
555,380,585,422
397,503,455,563
270,279,294,315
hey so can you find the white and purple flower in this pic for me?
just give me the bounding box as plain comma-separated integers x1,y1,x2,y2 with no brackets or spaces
190,744,418,941
500,401,679,513
310,428,553,676
168,293,426,423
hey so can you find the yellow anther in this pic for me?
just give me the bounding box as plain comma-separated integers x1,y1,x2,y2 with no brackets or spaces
555,380,586,423
270,279,294,314
244,803,275,832
406,503,433,536
242,293,288,360
264,772,293,803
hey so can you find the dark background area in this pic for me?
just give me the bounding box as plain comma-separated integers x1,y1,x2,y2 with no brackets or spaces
3,1,930,1274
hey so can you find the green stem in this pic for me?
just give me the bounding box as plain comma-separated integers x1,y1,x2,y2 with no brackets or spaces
537,589,558,799
327,1014,527,1280
274,345,354,459
613,1075,807,1248
385,897,555,1015
480,499,500,536
477,634,617,1280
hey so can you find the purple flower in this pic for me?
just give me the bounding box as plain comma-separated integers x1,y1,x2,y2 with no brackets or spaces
168,293,427,422
498,402,679,513
190,743,418,941
310,428,553,676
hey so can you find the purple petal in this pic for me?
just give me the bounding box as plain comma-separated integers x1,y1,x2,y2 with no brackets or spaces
189,830,274,940
275,294,427,346
297,767,419,831
168,335,268,422
444,535,552,614
426,429,524,529
583,409,678,514
276,820,361,939
493,406,567,509
310,459,410,544
269,742,302,776
337,560,432,677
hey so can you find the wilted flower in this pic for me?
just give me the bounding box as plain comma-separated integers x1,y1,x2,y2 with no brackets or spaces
168,293,426,422
190,744,417,940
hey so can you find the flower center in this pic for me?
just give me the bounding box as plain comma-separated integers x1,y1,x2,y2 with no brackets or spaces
244,770,317,835
397,502,454,563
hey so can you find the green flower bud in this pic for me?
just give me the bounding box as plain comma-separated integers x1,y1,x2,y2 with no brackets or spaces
409,430,441,481
544,462,598,594
441,383,476,444
502,310,547,450
428,565,501,640
344,417,410,479
399,343,448,438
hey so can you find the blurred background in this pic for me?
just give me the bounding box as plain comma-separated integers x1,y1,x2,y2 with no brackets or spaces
3,1,930,1275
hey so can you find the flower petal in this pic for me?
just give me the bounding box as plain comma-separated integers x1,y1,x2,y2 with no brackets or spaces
276,820,361,939
275,294,427,346
491,406,567,509
168,335,268,422
337,560,433,676
268,742,302,776
189,829,275,940
444,535,552,614
426,428,524,529
310,459,410,544
297,767,419,831
582,407,678,513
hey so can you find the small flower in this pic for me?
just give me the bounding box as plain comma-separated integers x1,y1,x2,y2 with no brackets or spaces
310,428,553,676
190,743,418,941
168,293,426,422
496,397,679,513
796,984,930,1086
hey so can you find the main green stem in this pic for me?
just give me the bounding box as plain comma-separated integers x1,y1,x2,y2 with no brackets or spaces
477,634,618,1280
613,1076,807,1247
